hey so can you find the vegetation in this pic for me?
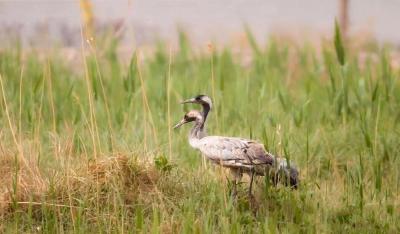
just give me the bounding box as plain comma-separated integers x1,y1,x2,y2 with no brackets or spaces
0,29,399,233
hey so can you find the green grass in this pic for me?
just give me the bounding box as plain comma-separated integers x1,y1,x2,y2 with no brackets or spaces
0,30,399,233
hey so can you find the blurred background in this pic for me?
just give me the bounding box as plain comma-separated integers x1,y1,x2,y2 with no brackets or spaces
0,0,399,47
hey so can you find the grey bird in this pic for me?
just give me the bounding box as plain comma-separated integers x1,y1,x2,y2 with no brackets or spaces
181,94,299,189
174,95,298,196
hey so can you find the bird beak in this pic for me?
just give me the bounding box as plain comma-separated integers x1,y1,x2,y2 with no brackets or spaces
173,119,188,129
180,98,196,104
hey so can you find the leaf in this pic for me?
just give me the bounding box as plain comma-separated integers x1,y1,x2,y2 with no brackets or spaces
244,24,261,57
334,20,346,66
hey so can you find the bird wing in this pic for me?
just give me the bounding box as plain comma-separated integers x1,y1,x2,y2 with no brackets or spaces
197,136,274,166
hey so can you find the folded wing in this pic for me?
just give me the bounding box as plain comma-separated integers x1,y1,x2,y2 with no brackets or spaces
197,136,274,167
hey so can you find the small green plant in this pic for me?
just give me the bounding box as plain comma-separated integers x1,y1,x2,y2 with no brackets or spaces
154,155,174,172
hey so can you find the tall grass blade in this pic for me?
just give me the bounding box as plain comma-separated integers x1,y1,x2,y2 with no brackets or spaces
334,20,346,66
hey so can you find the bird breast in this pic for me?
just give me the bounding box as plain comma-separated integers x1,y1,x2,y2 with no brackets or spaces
189,137,201,148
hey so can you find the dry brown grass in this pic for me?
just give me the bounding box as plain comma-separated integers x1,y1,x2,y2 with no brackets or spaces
59,155,160,204
0,153,161,219
0,154,47,216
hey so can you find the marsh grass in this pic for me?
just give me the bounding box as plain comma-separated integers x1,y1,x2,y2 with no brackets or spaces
0,29,399,233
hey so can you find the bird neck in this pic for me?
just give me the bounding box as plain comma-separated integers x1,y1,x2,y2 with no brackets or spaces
200,104,210,131
188,119,204,148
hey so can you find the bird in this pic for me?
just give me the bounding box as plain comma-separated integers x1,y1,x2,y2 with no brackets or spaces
174,108,299,198
180,94,299,190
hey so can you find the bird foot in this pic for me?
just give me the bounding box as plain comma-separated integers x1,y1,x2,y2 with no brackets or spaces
247,192,255,201
247,193,258,213
230,191,238,202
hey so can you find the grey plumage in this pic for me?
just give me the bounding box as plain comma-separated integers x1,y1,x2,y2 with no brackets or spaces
176,95,299,196
194,136,274,170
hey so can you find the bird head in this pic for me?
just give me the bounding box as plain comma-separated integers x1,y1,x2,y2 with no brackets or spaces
173,110,203,129
181,94,213,110
274,158,300,189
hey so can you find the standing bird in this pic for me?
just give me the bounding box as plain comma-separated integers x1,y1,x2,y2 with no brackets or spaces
174,110,298,198
180,94,299,190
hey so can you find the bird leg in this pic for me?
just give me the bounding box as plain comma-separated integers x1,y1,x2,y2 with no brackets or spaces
232,179,238,199
248,168,255,197
230,169,242,199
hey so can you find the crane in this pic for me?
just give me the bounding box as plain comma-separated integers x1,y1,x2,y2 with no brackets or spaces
174,97,299,197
